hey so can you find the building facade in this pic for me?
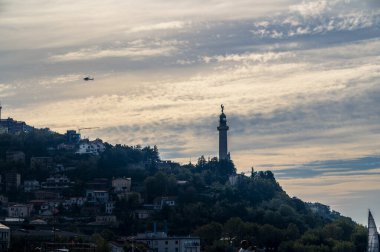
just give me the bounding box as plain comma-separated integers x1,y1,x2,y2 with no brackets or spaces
24,180,40,192
135,232,200,252
4,172,21,192
0,223,10,250
8,204,32,218
112,177,131,192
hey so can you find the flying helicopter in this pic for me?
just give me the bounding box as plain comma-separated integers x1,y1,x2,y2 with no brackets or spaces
83,76,94,81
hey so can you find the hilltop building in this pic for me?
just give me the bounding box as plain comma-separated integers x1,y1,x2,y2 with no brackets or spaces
217,104,230,160
0,105,33,134
66,130,81,143
0,117,34,134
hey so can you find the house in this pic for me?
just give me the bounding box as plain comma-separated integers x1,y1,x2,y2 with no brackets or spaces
8,204,33,218
66,130,81,143
156,160,180,170
38,201,61,216
0,117,33,134
24,180,40,192
56,143,76,151
0,195,8,204
34,190,59,200
105,202,114,215
95,215,117,224
41,175,72,190
63,197,86,209
0,126,8,134
86,190,109,204
135,209,153,219
109,241,125,252
4,172,21,192
135,232,200,252
112,177,131,192
0,223,10,250
87,178,110,190
6,151,25,164
30,157,53,170
91,139,106,153
76,139,105,155
153,196,177,210
116,192,143,203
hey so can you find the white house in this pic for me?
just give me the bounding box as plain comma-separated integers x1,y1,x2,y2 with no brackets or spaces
8,204,33,218
86,190,109,204
41,175,72,190
76,139,106,155
63,197,86,209
112,177,131,192
135,232,200,252
0,223,10,250
105,202,114,215
135,209,153,219
153,196,177,210
24,180,40,192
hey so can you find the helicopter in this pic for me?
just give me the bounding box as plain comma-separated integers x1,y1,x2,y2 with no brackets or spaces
83,76,94,81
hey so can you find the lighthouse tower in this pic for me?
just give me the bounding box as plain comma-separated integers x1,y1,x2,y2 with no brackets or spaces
217,104,229,160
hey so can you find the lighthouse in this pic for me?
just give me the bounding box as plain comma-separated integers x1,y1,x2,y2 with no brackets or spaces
217,104,229,160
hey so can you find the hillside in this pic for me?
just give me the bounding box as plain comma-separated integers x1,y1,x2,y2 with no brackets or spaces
0,129,367,252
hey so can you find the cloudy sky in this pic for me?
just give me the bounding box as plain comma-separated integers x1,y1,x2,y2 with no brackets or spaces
1,0,380,224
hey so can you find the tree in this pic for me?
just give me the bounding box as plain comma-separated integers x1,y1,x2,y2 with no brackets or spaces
195,222,223,246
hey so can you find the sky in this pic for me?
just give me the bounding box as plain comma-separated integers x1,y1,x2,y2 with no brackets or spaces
1,0,380,225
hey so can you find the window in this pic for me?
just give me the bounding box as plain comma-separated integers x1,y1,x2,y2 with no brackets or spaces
165,241,168,245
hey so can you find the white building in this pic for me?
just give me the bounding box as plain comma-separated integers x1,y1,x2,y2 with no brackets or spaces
135,209,152,219
38,201,60,216
24,180,40,192
86,190,109,204
105,202,114,214
153,196,177,210
135,232,200,252
63,197,86,209
112,177,131,192
0,223,10,250
41,175,72,190
76,139,105,155
8,204,32,218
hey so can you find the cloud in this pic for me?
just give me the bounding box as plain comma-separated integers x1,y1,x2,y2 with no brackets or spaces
275,156,380,179
289,0,331,17
38,74,84,87
203,51,294,64
252,0,380,39
49,45,178,62
129,21,188,32
0,83,15,98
